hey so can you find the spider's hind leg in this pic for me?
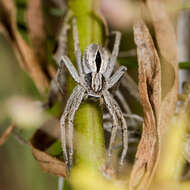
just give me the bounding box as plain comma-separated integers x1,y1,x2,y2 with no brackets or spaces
67,87,85,168
60,85,85,169
103,91,119,168
117,111,128,168
103,90,128,171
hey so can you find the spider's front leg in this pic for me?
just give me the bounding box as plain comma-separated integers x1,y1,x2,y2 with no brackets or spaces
60,85,85,169
72,18,83,75
58,56,83,167
103,90,128,169
107,66,127,89
42,61,66,109
104,31,121,78
43,12,73,109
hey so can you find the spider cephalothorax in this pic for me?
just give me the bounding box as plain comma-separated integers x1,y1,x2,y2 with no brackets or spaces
83,44,108,94
56,18,128,169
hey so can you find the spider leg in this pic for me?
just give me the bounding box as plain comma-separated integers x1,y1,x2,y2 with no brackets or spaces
121,72,139,102
54,11,73,64
103,90,128,168
43,12,73,110
107,66,127,89
60,56,81,83
46,54,82,108
60,85,81,165
67,87,85,168
104,31,121,78
43,62,66,109
55,60,66,96
123,113,143,123
115,90,138,127
115,90,131,113
72,18,83,75
103,91,119,168
60,85,85,168
117,110,128,167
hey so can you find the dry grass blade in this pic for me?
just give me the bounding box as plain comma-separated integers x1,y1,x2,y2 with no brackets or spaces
129,1,178,189
0,0,49,94
0,123,15,146
146,0,178,136
129,21,161,190
26,0,47,66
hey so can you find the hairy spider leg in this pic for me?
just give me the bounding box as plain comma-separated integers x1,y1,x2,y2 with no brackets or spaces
104,31,121,79
60,85,85,166
55,60,66,96
115,91,131,113
103,90,128,169
107,66,127,89
103,90,119,168
106,90,128,168
53,11,73,64
67,86,85,168
60,86,80,164
115,90,138,127
43,12,73,110
72,18,83,75
115,106,128,167
60,56,81,83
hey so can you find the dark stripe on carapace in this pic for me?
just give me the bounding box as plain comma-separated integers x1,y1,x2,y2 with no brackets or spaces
95,51,102,72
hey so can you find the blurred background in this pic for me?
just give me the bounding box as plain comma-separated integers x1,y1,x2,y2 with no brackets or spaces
0,35,57,189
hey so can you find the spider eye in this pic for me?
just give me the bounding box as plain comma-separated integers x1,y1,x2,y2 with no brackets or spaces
95,51,101,72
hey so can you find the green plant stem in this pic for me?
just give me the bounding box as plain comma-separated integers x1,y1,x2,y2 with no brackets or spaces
67,0,105,170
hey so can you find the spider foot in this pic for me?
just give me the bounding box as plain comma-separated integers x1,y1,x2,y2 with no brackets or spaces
68,154,73,170
105,143,127,174
63,155,73,176
118,159,124,173
63,156,72,176
105,154,112,170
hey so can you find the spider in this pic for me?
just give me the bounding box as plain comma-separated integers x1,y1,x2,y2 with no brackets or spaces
56,18,128,169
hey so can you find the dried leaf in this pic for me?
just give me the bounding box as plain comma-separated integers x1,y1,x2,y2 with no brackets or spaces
26,0,47,65
30,119,67,177
0,0,50,94
129,21,161,190
0,123,15,146
130,1,178,188
146,0,178,136
31,143,66,177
